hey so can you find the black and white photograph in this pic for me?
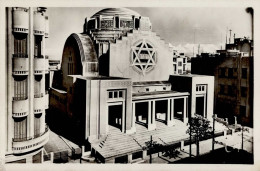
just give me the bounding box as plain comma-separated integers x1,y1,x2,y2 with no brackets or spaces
0,1,259,171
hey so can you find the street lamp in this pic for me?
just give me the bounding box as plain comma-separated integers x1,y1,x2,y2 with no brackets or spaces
212,114,217,151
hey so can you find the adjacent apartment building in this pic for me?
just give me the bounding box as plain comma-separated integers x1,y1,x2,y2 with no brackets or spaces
191,37,253,126
4,7,50,163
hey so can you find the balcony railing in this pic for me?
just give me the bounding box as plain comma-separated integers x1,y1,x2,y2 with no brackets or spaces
13,96,28,101
34,93,44,98
34,55,44,58
13,54,28,58
13,125,49,142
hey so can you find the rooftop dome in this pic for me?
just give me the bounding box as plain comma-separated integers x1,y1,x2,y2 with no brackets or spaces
91,8,141,18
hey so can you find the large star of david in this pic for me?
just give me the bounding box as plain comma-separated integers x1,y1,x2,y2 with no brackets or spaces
131,40,156,75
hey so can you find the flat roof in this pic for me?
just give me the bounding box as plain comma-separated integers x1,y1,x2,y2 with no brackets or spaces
68,75,130,80
133,81,170,87
133,90,189,100
170,74,213,78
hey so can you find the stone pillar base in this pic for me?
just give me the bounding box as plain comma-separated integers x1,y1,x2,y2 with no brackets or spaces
105,158,115,163
148,123,156,131
142,150,148,160
88,135,97,143
125,126,136,134
167,120,175,127
127,154,132,163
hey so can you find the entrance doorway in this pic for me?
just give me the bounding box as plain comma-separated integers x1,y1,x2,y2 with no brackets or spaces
196,96,205,117
155,100,167,123
174,98,184,122
108,104,123,130
135,102,148,126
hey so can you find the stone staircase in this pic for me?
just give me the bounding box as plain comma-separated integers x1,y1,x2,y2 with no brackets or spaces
91,120,189,160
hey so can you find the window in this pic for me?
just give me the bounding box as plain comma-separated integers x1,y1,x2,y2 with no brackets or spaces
228,85,236,96
14,33,28,57
240,105,246,117
68,63,74,75
146,88,149,92
219,85,225,94
183,64,186,71
34,79,42,98
173,58,176,62
183,58,186,63
109,92,113,98
178,62,182,66
178,69,182,74
219,68,226,77
34,35,43,58
119,91,123,98
241,87,247,97
14,117,27,141
228,68,233,78
34,113,42,137
114,91,118,98
14,77,28,100
163,87,166,90
108,90,124,99
242,68,247,79
173,64,176,71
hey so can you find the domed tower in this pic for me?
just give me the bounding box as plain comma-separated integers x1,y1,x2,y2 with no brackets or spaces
82,8,172,81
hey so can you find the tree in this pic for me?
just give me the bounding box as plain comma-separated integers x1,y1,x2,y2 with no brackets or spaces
143,135,163,163
186,115,212,157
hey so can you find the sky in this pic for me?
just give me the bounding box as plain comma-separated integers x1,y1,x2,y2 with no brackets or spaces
45,7,252,60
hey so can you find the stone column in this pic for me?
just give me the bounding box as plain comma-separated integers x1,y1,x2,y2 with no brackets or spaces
183,97,188,124
171,98,175,125
127,154,132,163
152,100,156,126
122,102,125,133
131,102,136,132
148,101,156,131
167,99,174,126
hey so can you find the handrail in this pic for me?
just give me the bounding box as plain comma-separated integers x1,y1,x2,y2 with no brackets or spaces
13,96,28,101
13,54,28,58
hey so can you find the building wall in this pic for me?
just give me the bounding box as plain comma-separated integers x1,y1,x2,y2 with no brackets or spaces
169,75,214,120
63,77,132,142
215,56,253,125
5,7,49,163
109,31,173,82
192,53,253,126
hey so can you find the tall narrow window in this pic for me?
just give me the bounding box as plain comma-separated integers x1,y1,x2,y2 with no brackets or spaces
14,77,28,100
34,79,42,98
228,68,233,78
14,33,28,58
34,35,43,58
14,117,27,141
34,113,42,137
242,68,247,79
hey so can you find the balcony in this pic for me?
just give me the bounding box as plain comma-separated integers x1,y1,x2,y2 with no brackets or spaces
45,56,49,73
12,7,29,34
12,98,29,117
33,11,45,36
12,54,29,76
34,57,45,75
45,16,49,38
34,94,45,114
12,126,49,154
